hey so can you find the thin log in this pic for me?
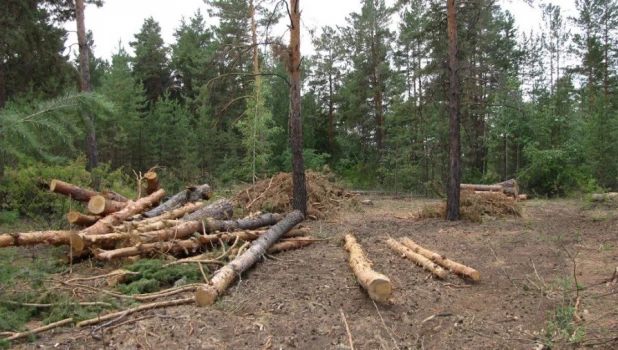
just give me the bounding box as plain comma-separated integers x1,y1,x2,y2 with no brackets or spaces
461,184,503,192
75,297,194,328
144,171,159,195
267,236,314,254
0,230,81,248
67,211,100,226
50,179,98,202
80,189,166,236
88,195,126,215
344,234,392,302
143,184,212,218
130,202,205,225
386,238,447,279
184,198,233,221
195,210,304,306
4,318,74,341
401,237,480,281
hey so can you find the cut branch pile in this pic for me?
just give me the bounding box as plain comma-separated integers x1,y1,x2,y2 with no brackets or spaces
233,170,358,219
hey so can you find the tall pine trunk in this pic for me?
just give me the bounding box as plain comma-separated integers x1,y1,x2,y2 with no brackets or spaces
288,0,307,216
446,0,461,221
76,0,99,176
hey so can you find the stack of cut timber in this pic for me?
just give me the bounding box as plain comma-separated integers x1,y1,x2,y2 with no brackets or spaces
461,178,527,200
591,192,618,202
0,174,313,267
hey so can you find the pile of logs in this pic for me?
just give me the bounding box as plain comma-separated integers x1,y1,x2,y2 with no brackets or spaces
0,173,312,290
461,179,527,201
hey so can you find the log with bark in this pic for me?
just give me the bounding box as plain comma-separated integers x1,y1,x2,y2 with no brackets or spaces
184,198,233,221
79,189,166,236
142,184,212,218
401,237,480,281
128,202,204,225
592,192,618,202
495,179,519,197
461,179,519,197
67,211,100,226
101,190,129,203
49,179,98,202
344,233,392,302
0,230,81,248
461,184,503,193
195,210,304,306
87,195,127,215
386,238,447,279
267,236,314,254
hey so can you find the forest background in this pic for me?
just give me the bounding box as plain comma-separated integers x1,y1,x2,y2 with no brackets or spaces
1,0,617,223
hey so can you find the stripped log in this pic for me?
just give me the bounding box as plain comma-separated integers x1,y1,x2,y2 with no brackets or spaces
267,236,314,254
79,189,166,236
401,237,480,281
94,227,308,261
144,171,160,195
0,230,81,248
386,238,447,279
143,184,212,218
67,211,100,226
87,195,127,215
344,233,392,302
49,179,98,202
195,210,304,306
184,198,233,221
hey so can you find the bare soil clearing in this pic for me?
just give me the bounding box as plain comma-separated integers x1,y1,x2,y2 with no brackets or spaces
7,197,618,349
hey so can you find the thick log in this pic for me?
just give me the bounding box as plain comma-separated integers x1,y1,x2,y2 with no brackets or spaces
0,230,81,248
49,179,98,202
144,171,159,195
344,234,392,302
80,189,166,236
184,198,233,221
143,184,212,218
401,237,480,281
195,210,304,306
67,211,100,226
87,195,127,215
386,238,447,279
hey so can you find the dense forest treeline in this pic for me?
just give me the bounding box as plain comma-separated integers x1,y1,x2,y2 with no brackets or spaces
1,0,618,213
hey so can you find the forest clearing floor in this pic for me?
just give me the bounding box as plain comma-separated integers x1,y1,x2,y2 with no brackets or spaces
4,197,618,349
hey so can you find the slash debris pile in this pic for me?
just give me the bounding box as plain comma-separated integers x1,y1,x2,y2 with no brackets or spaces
234,170,358,219
421,189,522,223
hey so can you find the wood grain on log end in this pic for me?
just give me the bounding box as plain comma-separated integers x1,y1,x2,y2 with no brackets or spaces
195,285,219,306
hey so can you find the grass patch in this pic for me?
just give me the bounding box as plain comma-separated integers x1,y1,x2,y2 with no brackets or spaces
116,259,203,295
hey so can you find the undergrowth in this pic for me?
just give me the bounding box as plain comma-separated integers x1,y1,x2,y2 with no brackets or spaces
116,259,203,295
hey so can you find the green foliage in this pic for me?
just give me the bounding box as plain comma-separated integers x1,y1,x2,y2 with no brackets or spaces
0,210,19,225
116,259,203,295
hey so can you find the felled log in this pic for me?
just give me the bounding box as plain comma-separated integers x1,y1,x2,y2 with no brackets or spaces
143,184,212,218
144,171,160,195
130,202,205,225
79,189,166,236
195,210,304,306
461,184,503,192
0,230,81,248
386,238,447,279
101,190,129,203
344,233,392,302
87,195,127,215
74,213,285,252
184,198,233,221
401,237,480,281
495,179,519,197
67,211,100,226
592,192,618,202
517,194,528,201
50,179,99,202
267,236,314,254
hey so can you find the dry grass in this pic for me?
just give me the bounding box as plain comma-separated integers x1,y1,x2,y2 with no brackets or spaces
420,190,522,222
233,171,358,219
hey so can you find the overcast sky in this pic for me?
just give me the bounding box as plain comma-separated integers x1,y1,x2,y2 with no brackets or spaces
65,0,577,62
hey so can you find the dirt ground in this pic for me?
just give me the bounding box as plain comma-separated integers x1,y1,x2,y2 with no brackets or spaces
8,197,618,349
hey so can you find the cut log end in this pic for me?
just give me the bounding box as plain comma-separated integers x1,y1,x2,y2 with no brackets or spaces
49,179,59,192
468,270,481,281
367,278,393,302
69,231,85,253
88,195,107,214
195,285,219,306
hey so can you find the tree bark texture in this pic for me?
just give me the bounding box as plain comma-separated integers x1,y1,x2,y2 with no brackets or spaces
446,0,461,221
87,195,127,215
267,236,314,254
50,179,98,202
132,202,204,225
0,230,80,248
195,210,304,306
288,0,307,216
183,198,233,221
401,237,480,281
344,233,392,302
142,184,212,218
67,211,100,226
144,171,160,195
